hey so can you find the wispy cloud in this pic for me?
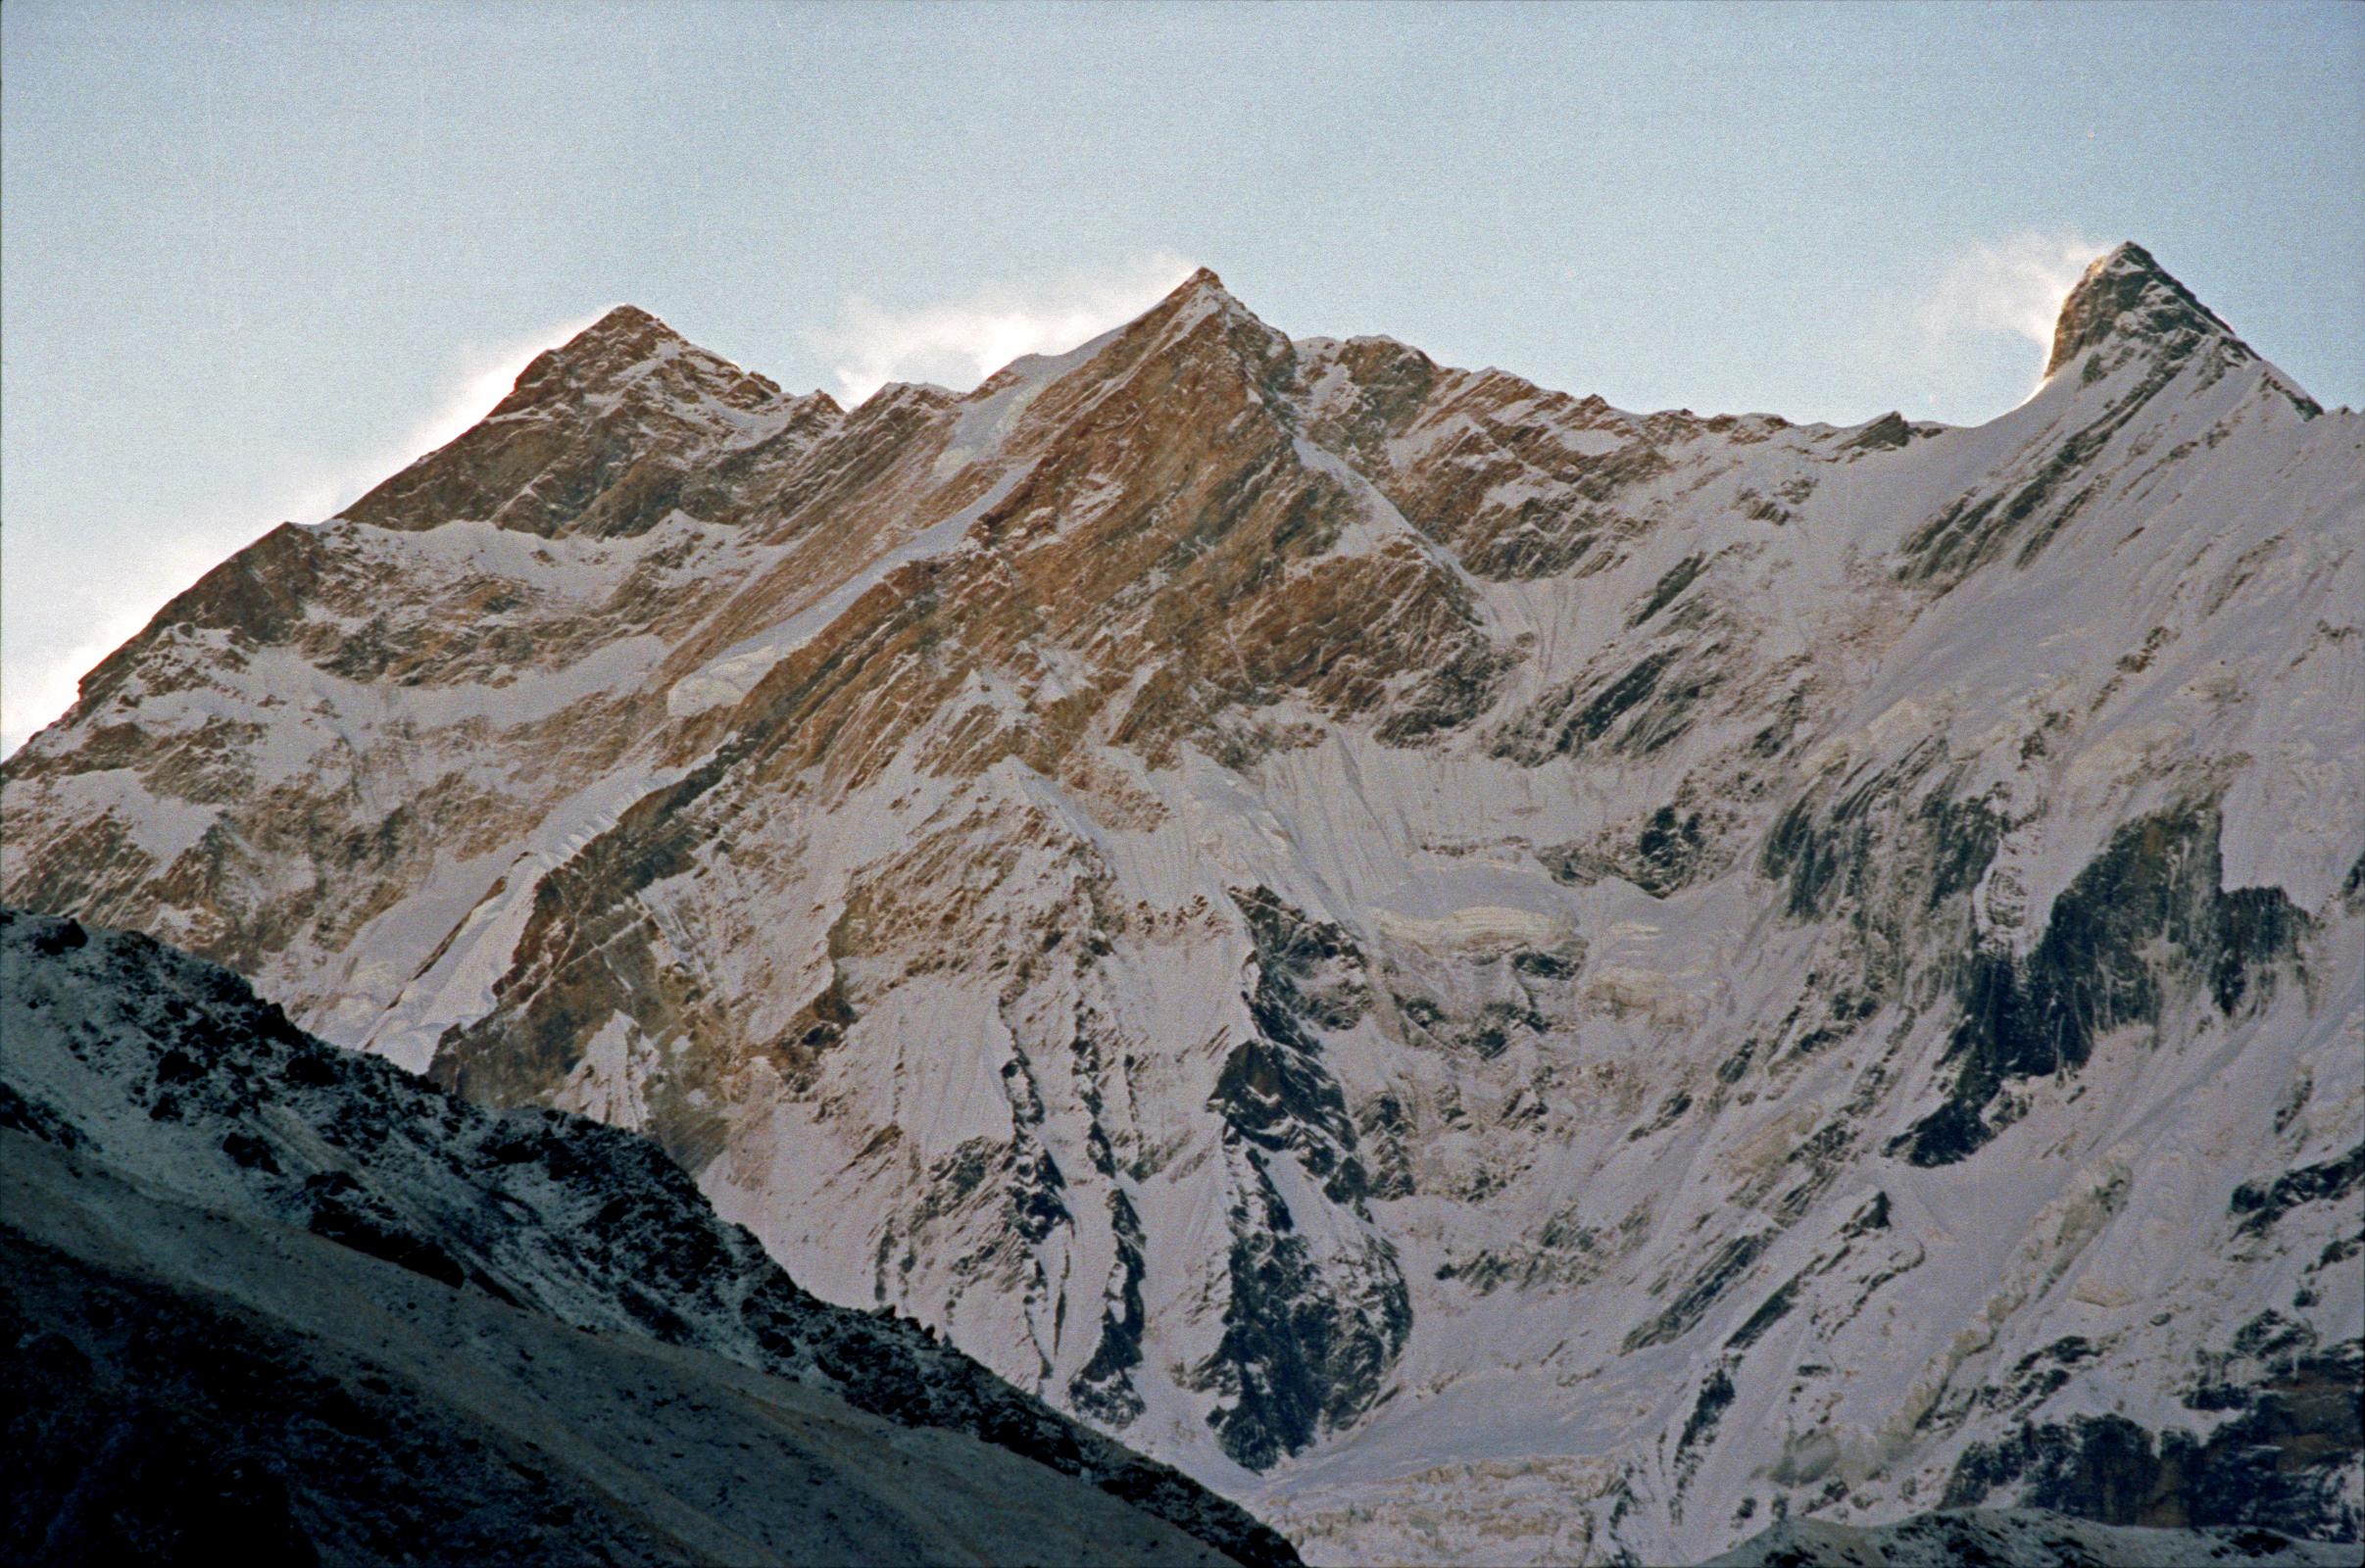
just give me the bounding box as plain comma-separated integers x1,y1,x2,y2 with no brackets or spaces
812,253,1196,407
2,547,223,760
0,313,603,757
1917,230,2107,355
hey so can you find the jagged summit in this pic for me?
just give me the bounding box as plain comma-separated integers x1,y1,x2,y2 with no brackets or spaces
499,304,695,402
508,302,764,406
1140,264,1257,330
578,301,676,343
2045,240,2246,378
1091,262,1289,388
588,301,669,335
1173,265,1228,298
343,302,793,538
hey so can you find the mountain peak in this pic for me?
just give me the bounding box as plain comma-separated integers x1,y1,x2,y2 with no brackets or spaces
1149,265,1252,322
2045,241,2242,378
1017,260,1286,399
1136,263,1281,346
511,304,692,395
581,302,674,339
341,302,785,537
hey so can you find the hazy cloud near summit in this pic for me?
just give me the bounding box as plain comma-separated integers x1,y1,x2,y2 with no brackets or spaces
813,253,1197,408
1917,231,2107,357
1837,230,2108,422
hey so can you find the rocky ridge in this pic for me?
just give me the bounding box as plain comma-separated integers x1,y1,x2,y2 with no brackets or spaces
0,907,1299,1567
4,243,2360,1562
1709,1507,2354,1567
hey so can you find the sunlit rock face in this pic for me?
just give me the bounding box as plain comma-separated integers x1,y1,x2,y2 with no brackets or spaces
6,248,2360,1563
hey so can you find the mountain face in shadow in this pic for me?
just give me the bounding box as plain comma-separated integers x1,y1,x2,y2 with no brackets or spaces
0,907,1299,1568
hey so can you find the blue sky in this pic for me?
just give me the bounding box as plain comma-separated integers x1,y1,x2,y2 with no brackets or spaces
4,0,2359,752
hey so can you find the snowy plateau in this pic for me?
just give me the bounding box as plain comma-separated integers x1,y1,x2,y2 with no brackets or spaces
4,243,2361,1564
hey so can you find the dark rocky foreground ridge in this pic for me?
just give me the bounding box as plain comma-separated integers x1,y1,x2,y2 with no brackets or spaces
0,906,1300,1567
1709,1506,2355,1567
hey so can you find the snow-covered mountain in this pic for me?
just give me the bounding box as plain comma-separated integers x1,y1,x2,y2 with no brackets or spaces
5,242,2359,1561
0,906,1298,1566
